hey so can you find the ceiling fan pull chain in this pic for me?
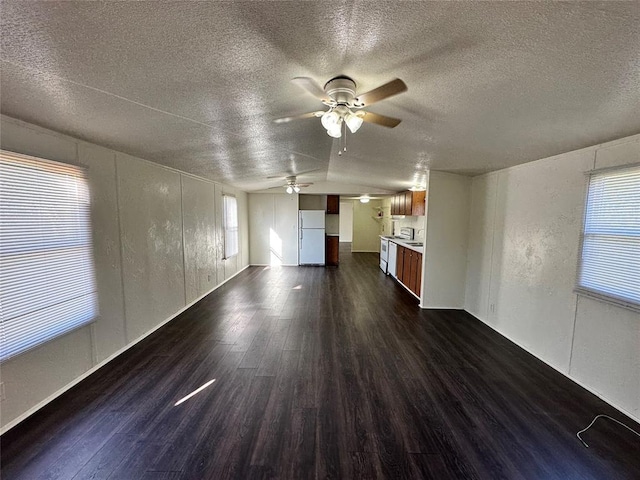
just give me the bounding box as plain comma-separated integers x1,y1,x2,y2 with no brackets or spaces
344,122,347,153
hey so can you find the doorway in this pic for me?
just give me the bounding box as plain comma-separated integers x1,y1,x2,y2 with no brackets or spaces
339,201,353,242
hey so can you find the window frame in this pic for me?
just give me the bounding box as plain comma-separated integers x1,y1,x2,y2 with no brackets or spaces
575,162,640,313
222,194,239,260
0,149,99,362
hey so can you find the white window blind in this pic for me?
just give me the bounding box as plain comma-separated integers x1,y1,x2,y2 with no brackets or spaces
223,195,238,259
577,164,640,309
0,150,98,362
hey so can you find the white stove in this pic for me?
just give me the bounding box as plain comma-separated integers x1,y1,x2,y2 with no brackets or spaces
380,237,390,273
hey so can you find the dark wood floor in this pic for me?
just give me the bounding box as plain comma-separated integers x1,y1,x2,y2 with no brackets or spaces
2,244,639,479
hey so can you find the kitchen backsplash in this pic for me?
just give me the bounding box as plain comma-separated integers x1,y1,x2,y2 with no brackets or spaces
393,215,425,240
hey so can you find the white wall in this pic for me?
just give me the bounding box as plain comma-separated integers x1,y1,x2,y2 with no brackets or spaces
248,193,299,266
299,194,326,210
465,133,640,422
422,172,471,309
0,115,250,432
339,201,353,242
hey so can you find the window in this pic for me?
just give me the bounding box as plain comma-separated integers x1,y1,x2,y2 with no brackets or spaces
0,150,98,362
577,164,640,310
223,194,238,259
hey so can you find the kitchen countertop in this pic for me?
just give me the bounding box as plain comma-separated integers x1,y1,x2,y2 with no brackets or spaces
380,235,424,254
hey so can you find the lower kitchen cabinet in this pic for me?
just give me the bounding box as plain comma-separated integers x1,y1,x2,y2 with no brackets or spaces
396,246,407,282
326,235,339,266
395,244,422,297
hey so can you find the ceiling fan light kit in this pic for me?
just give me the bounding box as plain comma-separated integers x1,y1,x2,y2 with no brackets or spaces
321,104,363,138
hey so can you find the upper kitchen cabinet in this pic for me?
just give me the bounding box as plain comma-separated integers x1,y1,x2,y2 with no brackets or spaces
391,190,426,216
326,195,340,214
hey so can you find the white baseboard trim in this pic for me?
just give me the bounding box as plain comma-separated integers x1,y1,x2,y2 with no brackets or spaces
249,264,299,267
467,310,640,425
0,265,250,435
420,305,463,310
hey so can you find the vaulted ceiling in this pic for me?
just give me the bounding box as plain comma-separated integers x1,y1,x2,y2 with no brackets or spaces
2,1,639,194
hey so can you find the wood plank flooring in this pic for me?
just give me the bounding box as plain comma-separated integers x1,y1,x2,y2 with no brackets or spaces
2,244,639,479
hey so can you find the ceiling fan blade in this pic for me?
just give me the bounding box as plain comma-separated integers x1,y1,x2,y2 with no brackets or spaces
297,183,314,187
355,78,407,107
291,77,331,103
361,111,402,128
266,167,322,179
273,111,324,124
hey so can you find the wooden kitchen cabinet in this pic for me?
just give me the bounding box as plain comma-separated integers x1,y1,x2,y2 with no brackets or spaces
402,248,412,286
395,244,422,297
390,190,426,216
396,245,405,278
409,249,422,295
404,191,412,214
326,235,339,266
409,190,426,216
326,195,340,214
414,251,422,296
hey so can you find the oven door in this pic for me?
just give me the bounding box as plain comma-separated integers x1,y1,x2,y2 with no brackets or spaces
380,258,388,273
380,238,389,262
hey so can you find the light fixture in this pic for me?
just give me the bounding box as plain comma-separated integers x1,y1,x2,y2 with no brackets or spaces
409,185,426,191
285,184,301,194
321,105,363,137
360,196,370,203
321,110,341,131
345,111,364,133
327,122,342,138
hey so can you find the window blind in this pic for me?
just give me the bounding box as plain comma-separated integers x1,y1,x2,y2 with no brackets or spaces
577,164,640,308
223,195,238,259
0,150,98,362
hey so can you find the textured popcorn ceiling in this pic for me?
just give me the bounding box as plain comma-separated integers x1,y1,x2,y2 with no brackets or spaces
1,1,639,193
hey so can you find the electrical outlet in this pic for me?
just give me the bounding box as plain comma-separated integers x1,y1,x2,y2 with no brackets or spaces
0,382,6,401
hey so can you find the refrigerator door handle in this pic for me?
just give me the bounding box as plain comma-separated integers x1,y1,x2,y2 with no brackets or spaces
300,218,303,228
300,230,303,242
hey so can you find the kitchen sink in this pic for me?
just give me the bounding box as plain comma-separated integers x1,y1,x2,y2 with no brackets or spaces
404,241,423,246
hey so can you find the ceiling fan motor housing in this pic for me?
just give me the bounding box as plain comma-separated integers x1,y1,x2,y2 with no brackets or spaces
324,76,357,105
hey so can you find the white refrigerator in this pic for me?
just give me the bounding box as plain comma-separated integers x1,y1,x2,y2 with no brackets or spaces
299,210,325,265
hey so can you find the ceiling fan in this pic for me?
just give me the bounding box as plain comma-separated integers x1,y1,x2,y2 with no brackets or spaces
270,175,313,194
274,76,408,138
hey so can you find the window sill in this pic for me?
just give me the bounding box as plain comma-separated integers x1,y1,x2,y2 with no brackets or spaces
574,288,640,314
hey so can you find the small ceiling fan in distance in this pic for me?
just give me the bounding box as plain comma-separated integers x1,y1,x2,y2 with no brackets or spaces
274,76,408,138
281,175,312,194
266,173,315,194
